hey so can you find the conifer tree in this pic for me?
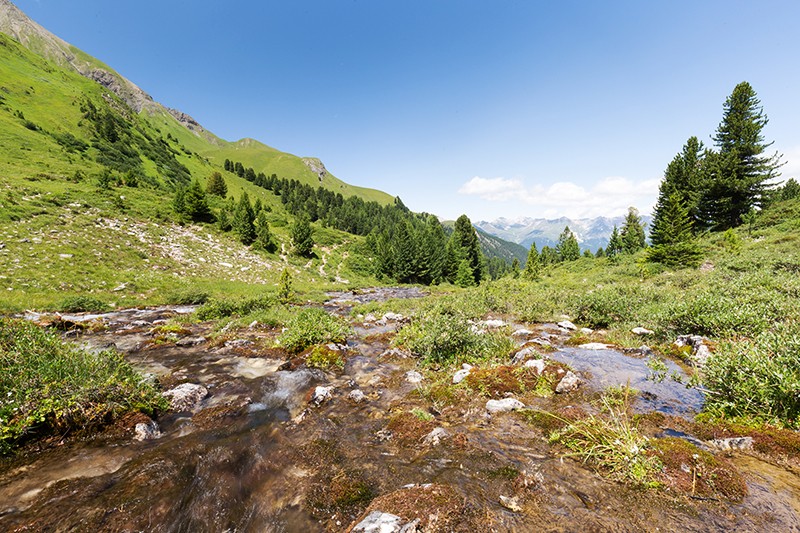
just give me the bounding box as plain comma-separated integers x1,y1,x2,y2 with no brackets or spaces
620,207,646,253
510,258,521,278
701,82,782,230
233,192,256,245
606,226,623,257
217,208,231,232
659,136,706,228
172,186,186,216
290,215,314,257
647,193,702,267
450,214,483,284
455,259,476,287
556,226,580,261
540,245,558,266
595,247,605,258
524,242,541,279
184,179,213,222
206,171,228,197
254,211,277,252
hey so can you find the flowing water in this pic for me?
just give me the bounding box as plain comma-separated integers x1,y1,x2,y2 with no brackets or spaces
2,290,799,531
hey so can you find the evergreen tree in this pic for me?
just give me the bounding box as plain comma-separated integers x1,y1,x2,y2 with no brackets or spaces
702,81,782,230
450,214,483,284
776,177,800,202
606,226,623,257
646,193,702,267
455,259,476,287
184,179,213,222
172,186,186,216
254,211,277,252
393,221,419,283
595,247,605,258
278,268,293,303
510,258,521,278
290,215,314,257
233,192,256,245
419,216,448,284
253,197,263,215
556,226,580,261
659,136,706,228
234,161,245,178
206,171,227,197
524,242,541,279
620,207,646,253
540,245,558,266
217,208,231,232
583,249,593,258
224,159,232,172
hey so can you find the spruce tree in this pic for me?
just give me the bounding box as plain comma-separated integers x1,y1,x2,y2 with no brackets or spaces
606,226,623,257
232,192,256,245
702,82,782,230
450,214,483,284
290,215,314,257
254,211,277,252
184,179,213,222
524,242,541,279
620,208,646,253
646,193,702,267
659,136,706,228
556,226,580,261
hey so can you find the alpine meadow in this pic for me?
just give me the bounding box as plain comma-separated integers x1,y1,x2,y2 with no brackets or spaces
2,1,800,531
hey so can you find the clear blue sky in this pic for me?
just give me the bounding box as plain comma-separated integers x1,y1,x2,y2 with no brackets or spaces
14,0,800,222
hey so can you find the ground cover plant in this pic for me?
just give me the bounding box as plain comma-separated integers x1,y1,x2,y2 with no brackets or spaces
0,318,166,454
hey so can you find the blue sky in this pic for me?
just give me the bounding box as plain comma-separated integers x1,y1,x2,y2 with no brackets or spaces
14,0,800,222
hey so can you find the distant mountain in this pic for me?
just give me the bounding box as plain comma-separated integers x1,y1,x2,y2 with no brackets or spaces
476,215,652,253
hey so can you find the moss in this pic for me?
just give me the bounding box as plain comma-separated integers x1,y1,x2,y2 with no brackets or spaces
649,437,747,501
304,345,345,371
386,411,437,447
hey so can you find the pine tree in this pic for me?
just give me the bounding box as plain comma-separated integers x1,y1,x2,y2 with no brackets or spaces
595,247,605,258
606,226,623,257
620,208,646,253
172,186,186,216
646,193,702,267
233,192,256,245
455,259,476,287
556,226,580,261
254,211,277,252
278,268,293,303
419,216,448,284
450,214,483,284
290,215,314,257
523,242,541,279
217,208,231,232
510,258,521,278
206,171,227,197
184,179,213,222
540,246,558,266
659,136,706,228
702,81,782,230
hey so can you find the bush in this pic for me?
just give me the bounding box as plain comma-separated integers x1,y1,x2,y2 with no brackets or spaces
393,304,513,366
702,321,800,427
277,308,352,354
663,291,770,338
195,294,277,320
165,287,210,305
58,295,109,313
0,319,166,454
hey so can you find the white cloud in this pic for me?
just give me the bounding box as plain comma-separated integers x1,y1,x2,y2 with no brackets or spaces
458,176,526,201
458,175,660,219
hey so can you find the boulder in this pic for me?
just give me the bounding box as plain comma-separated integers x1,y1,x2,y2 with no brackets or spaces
162,383,208,412
632,327,654,335
348,389,367,403
486,398,525,413
555,371,581,394
557,320,577,331
311,385,334,406
578,342,611,350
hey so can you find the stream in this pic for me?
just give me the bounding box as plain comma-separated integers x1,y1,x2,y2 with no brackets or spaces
1,288,799,531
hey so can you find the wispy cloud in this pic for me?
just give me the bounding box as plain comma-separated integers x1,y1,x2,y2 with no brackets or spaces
458,175,660,218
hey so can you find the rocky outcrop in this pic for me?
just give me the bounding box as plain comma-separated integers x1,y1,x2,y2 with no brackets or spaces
302,158,328,181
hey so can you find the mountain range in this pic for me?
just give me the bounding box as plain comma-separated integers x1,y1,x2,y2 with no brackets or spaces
476,215,652,253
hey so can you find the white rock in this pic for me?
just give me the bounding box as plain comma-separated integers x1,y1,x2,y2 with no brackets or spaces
499,495,522,512
555,371,581,394
512,328,534,337
580,327,594,334
557,320,577,331
481,319,507,329
486,398,525,413
311,385,334,406
351,511,404,532
632,327,654,335
382,312,405,322
452,368,471,384
162,383,208,412
348,389,366,403
405,371,424,384
707,436,753,451
524,359,546,374
133,420,161,441
578,342,611,350
422,427,449,446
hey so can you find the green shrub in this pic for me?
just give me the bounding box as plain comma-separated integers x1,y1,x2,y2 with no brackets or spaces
0,319,166,454
58,295,109,313
165,286,210,305
663,291,770,338
277,308,352,354
702,321,800,427
195,294,277,320
393,304,513,366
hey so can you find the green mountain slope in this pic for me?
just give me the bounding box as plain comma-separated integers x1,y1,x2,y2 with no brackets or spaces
0,0,393,206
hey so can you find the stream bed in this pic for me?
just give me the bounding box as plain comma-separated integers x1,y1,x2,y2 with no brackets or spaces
2,290,799,531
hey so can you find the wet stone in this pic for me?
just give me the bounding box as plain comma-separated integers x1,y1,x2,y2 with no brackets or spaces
579,342,611,350
486,398,525,413
555,371,581,394
351,510,409,532
162,383,208,412
311,385,334,406
133,419,161,441
558,320,577,331
348,389,367,403
708,437,754,451
405,370,423,384
175,335,205,347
